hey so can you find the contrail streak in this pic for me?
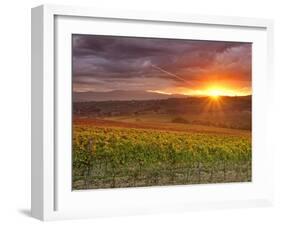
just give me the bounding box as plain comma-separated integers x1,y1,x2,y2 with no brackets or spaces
151,64,192,85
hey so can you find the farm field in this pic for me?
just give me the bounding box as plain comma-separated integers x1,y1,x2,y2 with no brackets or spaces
72,116,251,190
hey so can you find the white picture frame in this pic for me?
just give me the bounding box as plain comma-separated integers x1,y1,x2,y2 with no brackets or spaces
31,4,274,221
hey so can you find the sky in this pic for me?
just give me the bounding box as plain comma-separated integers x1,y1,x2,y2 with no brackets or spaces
72,34,252,97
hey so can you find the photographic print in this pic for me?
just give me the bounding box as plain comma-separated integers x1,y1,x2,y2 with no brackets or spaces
72,35,252,190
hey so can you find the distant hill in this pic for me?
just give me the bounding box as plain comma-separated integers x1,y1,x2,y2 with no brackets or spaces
73,90,186,102
73,95,252,117
73,95,252,130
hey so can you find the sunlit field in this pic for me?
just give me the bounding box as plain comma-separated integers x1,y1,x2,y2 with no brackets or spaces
72,96,251,189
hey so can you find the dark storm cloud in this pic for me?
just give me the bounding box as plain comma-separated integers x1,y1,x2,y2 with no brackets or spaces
72,34,251,92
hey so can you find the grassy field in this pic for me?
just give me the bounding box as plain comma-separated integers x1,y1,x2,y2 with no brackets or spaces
72,117,251,190
105,111,251,130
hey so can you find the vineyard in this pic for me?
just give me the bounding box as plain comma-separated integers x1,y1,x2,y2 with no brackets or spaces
72,124,251,190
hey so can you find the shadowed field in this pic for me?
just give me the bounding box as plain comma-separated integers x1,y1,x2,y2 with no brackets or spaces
73,117,251,136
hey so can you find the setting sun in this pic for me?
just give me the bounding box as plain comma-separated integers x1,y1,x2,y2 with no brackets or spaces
207,89,222,98
201,85,248,97
147,82,252,98
205,87,229,99
210,94,220,100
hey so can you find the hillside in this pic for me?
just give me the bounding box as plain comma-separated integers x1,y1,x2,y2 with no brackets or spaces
73,96,252,130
